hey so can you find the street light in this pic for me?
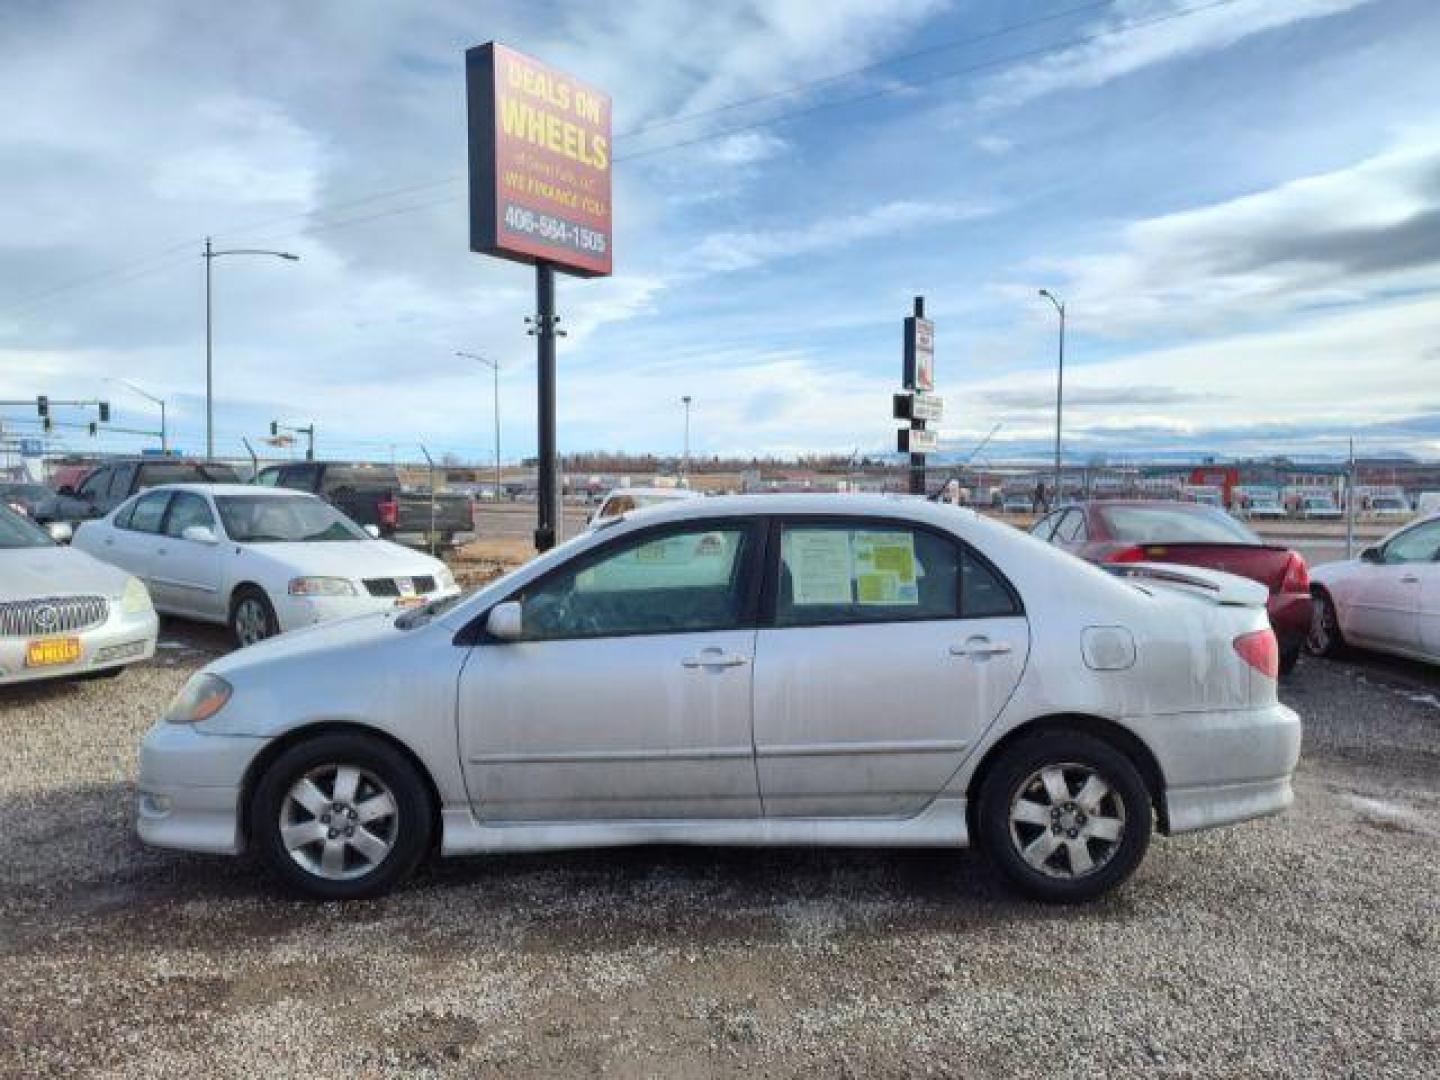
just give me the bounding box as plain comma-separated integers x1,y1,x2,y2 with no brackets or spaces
1038,289,1066,505
681,395,693,483
204,237,300,461
456,351,502,503
106,378,167,453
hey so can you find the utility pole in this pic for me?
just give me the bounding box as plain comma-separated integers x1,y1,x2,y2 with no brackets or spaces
1039,289,1066,504
204,238,300,461
457,351,503,503
681,395,692,483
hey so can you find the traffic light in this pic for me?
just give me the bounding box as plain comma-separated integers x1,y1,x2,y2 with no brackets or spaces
98,401,110,423
36,395,48,417
88,421,98,437
42,416,52,433
269,421,279,436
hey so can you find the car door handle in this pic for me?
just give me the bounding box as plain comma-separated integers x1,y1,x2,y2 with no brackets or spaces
682,649,750,669
1400,574,1420,584
950,639,1013,657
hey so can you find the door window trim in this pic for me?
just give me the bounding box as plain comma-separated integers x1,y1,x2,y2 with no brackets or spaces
456,515,770,646
760,515,1024,629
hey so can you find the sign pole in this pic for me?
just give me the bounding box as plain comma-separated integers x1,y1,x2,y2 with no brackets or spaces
535,262,558,552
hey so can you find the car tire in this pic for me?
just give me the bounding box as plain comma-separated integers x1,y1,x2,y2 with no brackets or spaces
1278,639,1301,676
1306,588,1344,657
229,586,278,647
977,732,1153,903
249,732,433,901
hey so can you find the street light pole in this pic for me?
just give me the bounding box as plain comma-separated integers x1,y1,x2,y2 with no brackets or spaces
457,351,502,503
681,395,692,483
1038,289,1066,504
107,378,167,453
203,237,300,461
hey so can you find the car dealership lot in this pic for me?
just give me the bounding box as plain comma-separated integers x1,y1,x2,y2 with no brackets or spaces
1,621,1436,1078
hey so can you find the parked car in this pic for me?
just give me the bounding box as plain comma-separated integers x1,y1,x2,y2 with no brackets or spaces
1031,500,1312,673
255,462,474,551
1308,514,1440,664
0,482,90,531
589,485,700,525
0,503,157,685
1298,495,1342,521
1367,496,1411,520
1000,493,1033,514
73,485,459,646
59,458,241,524
136,494,1299,902
1240,492,1288,520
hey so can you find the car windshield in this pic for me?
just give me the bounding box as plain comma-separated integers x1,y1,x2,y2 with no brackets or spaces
1099,505,1260,545
215,495,367,543
0,505,54,548
1305,497,1335,509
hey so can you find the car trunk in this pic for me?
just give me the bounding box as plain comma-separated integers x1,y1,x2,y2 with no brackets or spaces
1108,542,1294,594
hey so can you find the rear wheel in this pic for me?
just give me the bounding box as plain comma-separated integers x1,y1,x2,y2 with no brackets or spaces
978,732,1152,903
250,733,433,901
230,586,278,647
1279,639,1302,675
1306,588,1344,657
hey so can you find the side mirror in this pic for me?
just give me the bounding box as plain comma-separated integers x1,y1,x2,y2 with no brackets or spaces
182,525,219,545
363,524,381,539
1360,546,1382,564
47,522,73,544
485,600,523,641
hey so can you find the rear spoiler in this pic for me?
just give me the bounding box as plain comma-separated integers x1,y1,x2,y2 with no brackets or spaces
1107,562,1269,608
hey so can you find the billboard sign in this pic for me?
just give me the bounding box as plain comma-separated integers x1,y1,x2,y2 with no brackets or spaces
903,315,934,392
893,392,943,423
898,427,938,454
466,42,612,277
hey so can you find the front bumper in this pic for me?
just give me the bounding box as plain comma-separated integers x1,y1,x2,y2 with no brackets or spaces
1125,702,1302,834
273,585,461,633
136,721,269,854
0,607,157,685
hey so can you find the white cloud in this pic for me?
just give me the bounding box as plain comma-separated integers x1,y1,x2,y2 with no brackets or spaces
983,0,1378,108
693,200,993,274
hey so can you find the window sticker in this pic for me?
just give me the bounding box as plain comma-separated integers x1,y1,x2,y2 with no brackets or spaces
786,530,854,606
853,530,919,605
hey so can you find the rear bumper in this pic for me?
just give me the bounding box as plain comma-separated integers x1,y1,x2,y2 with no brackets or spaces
1267,591,1312,650
1125,703,1302,834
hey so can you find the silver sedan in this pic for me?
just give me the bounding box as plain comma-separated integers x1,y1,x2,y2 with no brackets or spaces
137,495,1300,902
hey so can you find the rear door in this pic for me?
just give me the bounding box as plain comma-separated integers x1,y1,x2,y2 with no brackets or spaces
457,518,765,821
150,492,224,619
752,518,1029,818
105,489,172,589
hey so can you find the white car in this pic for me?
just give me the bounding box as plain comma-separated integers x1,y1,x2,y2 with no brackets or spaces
73,485,459,646
590,485,699,526
0,504,157,684
1367,496,1411,520
1308,514,1440,664
1298,496,1343,520
136,494,1299,903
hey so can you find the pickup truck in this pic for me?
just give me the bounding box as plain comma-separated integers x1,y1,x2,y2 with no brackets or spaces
58,458,241,522
255,461,474,551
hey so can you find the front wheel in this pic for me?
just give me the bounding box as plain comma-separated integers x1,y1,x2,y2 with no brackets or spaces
230,586,278,647
250,733,433,901
977,732,1153,903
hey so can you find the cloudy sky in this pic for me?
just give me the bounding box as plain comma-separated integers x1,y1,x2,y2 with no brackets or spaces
1,0,1436,465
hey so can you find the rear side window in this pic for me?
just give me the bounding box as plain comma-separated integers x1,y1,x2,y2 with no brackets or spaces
77,468,109,500
1053,510,1086,543
125,490,171,534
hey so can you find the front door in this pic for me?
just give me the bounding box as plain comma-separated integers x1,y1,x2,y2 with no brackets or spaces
753,519,1029,818
1345,520,1440,650
457,519,765,822
150,491,224,619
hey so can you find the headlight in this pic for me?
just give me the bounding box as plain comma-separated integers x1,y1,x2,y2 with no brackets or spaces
164,673,232,725
121,576,153,614
436,568,457,592
288,576,357,596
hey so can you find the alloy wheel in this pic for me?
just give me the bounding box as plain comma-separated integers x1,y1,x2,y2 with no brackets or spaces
1307,594,1334,655
1008,762,1126,879
234,598,271,646
279,764,400,881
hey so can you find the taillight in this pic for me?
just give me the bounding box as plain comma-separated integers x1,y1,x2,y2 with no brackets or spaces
1280,550,1309,594
1233,629,1279,678
1105,545,1146,563
377,496,398,528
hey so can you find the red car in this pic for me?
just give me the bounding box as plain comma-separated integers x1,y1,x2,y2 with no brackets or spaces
1030,500,1312,674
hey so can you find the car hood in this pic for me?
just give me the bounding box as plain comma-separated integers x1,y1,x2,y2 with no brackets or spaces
0,545,131,599
208,609,403,679
238,538,446,579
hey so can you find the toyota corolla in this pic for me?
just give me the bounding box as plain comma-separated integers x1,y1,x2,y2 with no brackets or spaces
136,495,1300,903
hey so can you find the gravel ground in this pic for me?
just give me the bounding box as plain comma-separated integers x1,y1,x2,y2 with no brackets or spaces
0,623,1436,1079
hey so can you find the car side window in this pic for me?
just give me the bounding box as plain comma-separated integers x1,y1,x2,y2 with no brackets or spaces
1029,512,1059,541
599,495,634,519
775,523,961,627
518,523,755,641
108,464,138,499
113,497,137,529
125,490,171,534
1053,510,1085,544
77,467,109,501
279,465,318,492
1382,520,1440,564
164,492,217,538
255,467,281,487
